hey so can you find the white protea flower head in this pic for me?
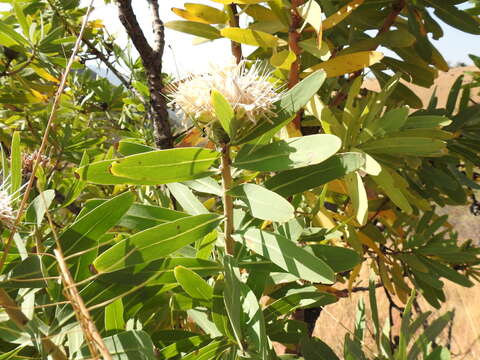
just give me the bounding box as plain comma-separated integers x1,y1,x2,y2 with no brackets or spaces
0,187,14,229
168,58,282,130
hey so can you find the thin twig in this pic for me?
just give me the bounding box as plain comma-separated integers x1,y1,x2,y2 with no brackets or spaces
221,143,234,255
228,4,242,64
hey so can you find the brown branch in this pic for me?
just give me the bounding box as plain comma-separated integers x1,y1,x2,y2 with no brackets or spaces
288,0,305,130
116,0,173,149
221,143,235,256
229,4,242,64
378,0,406,35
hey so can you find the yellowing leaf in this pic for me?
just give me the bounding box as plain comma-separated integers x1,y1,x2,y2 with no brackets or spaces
220,27,283,47
270,50,296,70
323,0,364,30
298,0,323,47
30,89,48,102
303,51,383,78
183,3,227,24
358,231,389,263
243,4,278,21
172,8,212,24
210,0,265,4
88,19,104,28
348,263,362,293
31,65,60,84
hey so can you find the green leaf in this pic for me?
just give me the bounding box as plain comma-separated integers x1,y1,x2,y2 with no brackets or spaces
10,131,21,198
75,331,156,360
167,182,209,215
83,200,189,231
157,335,211,360
60,192,134,258
264,287,337,322
264,152,365,197
306,245,361,273
235,229,335,283
232,70,326,145
0,256,46,288
211,89,234,137
63,151,88,207
12,1,29,38
184,177,223,196
165,20,221,39
212,277,236,340
110,148,220,185
301,337,340,360
174,265,213,300
76,158,148,185
371,168,412,214
117,141,156,156
345,172,368,225
241,282,271,358
425,0,480,35
181,339,230,360
26,189,55,227
105,298,125,332
93,214,222,272
0,21,28,46
403,115,451,129
228,183,295,222
98,258,221,286
359,137,447,157
407,312,454,360
233,134,341,171
223,255,244,348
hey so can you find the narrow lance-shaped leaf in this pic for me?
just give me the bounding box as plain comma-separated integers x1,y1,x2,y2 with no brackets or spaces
228,183,295,222
174,265,213,300
110,148,220,185
211,89,234,137
232,70,326,145
234,229,335,283
233,134,341,172
265,152,365,197
93,214,222,273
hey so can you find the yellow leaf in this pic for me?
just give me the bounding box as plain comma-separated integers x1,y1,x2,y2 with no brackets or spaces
378,259,395,294
358,231,389,263
348,263,362,293
328,179,348,195
210,0,264,4
323,0,364,30
30,89,48,102
270,50,296,70
303,51,383,78
31,65,60,84
220,27,282,47
203,197,216,210
88,19,104,29
285,121,302,138
184,3,227,24
298,0,323,47
172,8,211,24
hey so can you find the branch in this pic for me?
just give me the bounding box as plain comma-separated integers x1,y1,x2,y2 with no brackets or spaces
288,0,305,130
228,4,243,64
221,144,235,256
116,0,173,149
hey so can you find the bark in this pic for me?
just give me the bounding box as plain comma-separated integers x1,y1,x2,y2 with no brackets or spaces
116,0,173,149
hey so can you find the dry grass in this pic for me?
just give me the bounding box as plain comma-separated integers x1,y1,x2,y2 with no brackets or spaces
314,204,480,359
313,280,480,359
